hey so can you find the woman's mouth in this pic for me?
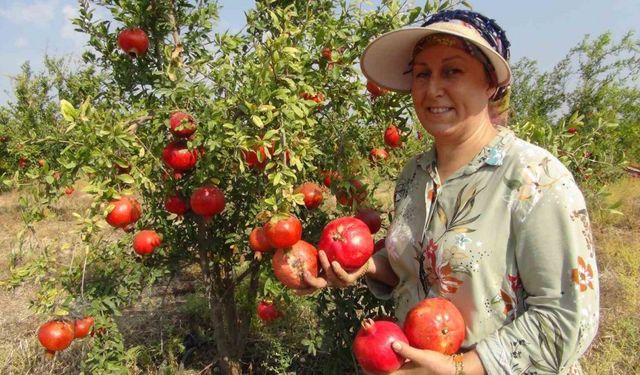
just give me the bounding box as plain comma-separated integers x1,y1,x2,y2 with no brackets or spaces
428,107,453,114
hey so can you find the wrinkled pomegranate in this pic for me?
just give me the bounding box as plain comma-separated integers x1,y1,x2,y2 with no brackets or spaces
271,240,318,289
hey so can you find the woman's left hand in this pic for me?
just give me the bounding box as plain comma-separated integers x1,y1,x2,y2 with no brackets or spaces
386,341,454,375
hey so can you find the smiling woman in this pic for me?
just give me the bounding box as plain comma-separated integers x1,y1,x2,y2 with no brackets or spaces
302,9,600,375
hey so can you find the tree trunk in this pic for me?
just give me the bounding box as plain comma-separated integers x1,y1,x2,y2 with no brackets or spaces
197,219,257,375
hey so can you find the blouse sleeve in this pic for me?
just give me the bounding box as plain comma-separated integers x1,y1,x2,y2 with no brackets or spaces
476,159,600,374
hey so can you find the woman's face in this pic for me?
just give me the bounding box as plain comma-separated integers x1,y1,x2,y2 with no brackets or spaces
411,43,496,141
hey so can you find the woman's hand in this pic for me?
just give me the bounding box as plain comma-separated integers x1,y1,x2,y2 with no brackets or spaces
295,250,372,295
384,341,454,374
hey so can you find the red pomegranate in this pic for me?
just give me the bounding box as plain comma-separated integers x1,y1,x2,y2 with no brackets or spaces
355,207,382,234
249,227,273,253
384,125,402,148
162,140,199,172
353,318,408,374
369,148,389,162
169,111,197,137
164,193,189,215
190,186,225,219
321,47,333,61
403,297,466,355
318,217,373,270
264,215,302,249
321,170,341,188
257,300,282,322
64,186,75,195
105,196,141,230
366,80,388,98
243,144,274,170
294,182,323,209
133,230,162,255
73,316,95,339
117,28,149,57
38,320,75,353
336,179,367,207
271,240,318,289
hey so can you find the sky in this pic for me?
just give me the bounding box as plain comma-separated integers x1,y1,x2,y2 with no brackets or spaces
0,0,638,104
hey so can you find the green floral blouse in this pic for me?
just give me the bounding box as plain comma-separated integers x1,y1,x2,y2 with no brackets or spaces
367,127,599,374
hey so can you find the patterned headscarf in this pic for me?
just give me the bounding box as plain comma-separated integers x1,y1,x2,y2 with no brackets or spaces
414,10,512,101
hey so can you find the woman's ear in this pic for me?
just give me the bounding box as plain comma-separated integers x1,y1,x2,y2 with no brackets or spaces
486,84,498,100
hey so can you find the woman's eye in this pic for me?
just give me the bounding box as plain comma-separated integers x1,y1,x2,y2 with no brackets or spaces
444,68,462,77
415,71,430,79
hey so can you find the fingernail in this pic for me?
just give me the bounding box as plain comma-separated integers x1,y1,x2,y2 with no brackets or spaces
392,341,402,350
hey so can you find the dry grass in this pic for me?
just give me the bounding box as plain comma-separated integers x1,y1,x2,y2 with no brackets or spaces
0,178,639,374
581,177,640,374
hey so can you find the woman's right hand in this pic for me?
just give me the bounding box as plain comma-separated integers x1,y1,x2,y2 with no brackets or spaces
295,250,372,296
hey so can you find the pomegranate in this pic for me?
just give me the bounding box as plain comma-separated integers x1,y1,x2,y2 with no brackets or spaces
164,193,189,215
353,318,408,374
272,240,318,289
369,148,389,162
567,127,578,134
384,125,402,148
243,144,274,170
321,47,333,61
73,316,95,339
355,207,382,234
301,92,325,106
118,28,149,57
162,140,199,172
336,179,367,206
64,186,75,195
249,227,273,253
190,185,225,219
321,170,341,188
366,80,388,98
294,182,323,209
133,230,162,255
257,300,282,322
403,297,466,355
264,215,302,249
169,111,196,137
38,320,75,353
105,196,141,230
318,217,373,270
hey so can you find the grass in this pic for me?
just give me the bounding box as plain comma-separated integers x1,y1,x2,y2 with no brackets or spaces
0,177,639,374
581,177,640,374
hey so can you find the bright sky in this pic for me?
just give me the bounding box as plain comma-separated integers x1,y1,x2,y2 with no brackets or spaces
0,0,638,104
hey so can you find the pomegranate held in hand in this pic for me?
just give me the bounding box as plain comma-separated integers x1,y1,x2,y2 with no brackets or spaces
38,320,75,353
133,230,162,255
257,300,282,322
118,28,149,57
271,240,318,289
169,111,197,137
190,186,225,219
106,196,141,230
249,227,273,253
353,318,408,374
403,297,465,355
318,217,373,270
264,215,302,249
73,316,95,338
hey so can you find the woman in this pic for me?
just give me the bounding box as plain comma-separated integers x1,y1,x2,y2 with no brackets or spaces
302,9,599,375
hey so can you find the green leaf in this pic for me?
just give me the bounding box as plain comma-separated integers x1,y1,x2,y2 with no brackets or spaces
60,99,77,122
116,174,135,184
251,115,264,128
